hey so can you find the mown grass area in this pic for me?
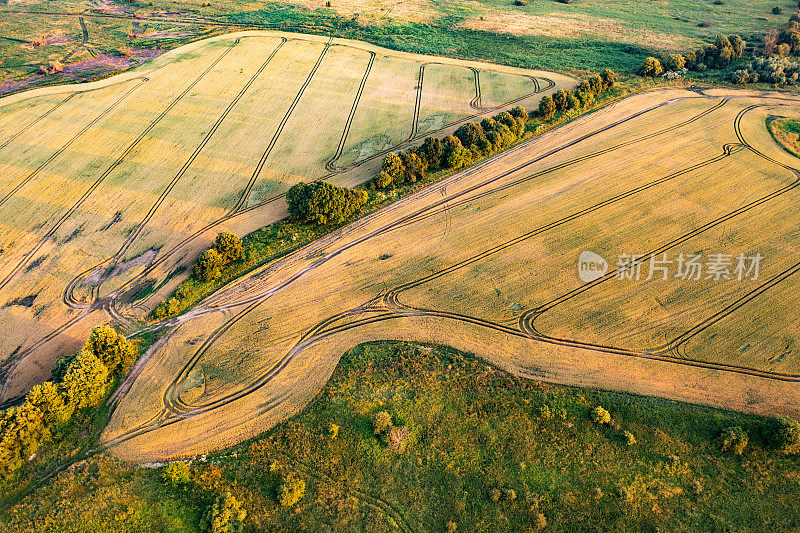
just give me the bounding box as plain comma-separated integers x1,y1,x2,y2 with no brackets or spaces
222,4,651,73
3,341,799,531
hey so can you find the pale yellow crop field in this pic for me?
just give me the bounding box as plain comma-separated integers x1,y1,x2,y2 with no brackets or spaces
0,30,569,398
101,88,800,462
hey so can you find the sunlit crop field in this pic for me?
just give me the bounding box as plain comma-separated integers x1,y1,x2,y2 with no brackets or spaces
0,30,568,399
102,88,800,461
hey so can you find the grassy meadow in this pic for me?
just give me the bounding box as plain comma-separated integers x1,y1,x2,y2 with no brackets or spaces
4,341,800,531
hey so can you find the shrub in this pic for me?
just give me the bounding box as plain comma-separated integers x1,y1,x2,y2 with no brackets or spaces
556,0,572,3
590,406,611,425
664,53,686,71
717,426,748,455
764,416,800,454
513,0,527,5
639,57,664,77
388,425,409,453
489,488,502,502
279,473,306,507
621,430,637,446
214,232,243,263
538,405,552,420
201,492,246,532
372,411,393,435
194,248,224,282
617,486,633,502
533,512,547,530
503,488,517,501
60,350,110,409
600,68,619,89
39,60,64,75
773,5,784,14
326,421,339,439
163,461,191,486
446,521,457,533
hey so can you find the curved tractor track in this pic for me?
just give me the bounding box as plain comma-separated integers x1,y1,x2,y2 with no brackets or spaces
97,92,800,470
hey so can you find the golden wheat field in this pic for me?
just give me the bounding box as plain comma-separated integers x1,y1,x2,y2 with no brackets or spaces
0,30,570,399
97,86,800,461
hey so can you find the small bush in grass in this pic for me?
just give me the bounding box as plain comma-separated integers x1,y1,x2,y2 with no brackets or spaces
490,488,502,502
718,426,748,455
590,406,611,425
621,430,637,446
513,0,527,5
326,421,339,439
617,486,633,502
162,461,190,486
446,521,457,533
388,425,409,453
773,5,784,14
556,0,572,3
278,473,306,507
503,488,517,501
538,405,552,420
533,512,547,530
372,411,392,435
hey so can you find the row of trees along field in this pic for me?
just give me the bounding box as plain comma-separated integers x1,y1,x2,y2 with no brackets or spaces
371,69,618,191
0,326,137,478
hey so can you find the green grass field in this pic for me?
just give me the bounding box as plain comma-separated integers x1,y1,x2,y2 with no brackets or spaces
4,341,800,531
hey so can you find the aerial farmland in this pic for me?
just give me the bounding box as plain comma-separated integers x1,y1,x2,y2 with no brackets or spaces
0,0,799,531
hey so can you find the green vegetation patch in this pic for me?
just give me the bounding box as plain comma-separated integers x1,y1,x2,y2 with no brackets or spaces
6,342,800,531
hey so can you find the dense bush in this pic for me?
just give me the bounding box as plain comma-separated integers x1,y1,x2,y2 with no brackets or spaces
163,461,191,486
590,406,611,425
194,248,224,282
372,411,393,435
286,180,368,225
639,56,664,77
764,416,800,454
201,491,247,532
718,426,748,455
278,473,306,507
214,232,243,263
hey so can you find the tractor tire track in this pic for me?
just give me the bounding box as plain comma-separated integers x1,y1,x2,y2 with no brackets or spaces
230,37,332,213
324,50,375,172
0,40,237,294
0,92,77,151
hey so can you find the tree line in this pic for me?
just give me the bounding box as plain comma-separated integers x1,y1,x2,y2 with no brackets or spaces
638,34,747,78
0,326,137,478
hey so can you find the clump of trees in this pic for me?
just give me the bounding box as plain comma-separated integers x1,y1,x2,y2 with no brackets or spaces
194,232,244,282
163,461,191,486
0,326,136,478
764,416,800,454
718,426,748,455
537,69,618,117
639,34,747,78
286,180,368,225
370,410,409,452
